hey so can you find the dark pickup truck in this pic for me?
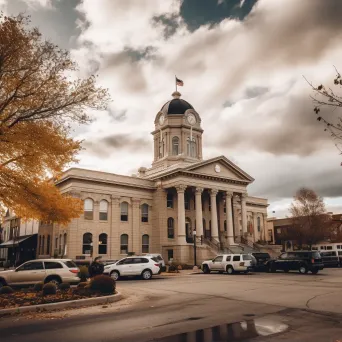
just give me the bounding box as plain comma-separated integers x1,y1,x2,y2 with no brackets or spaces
320,251,340,267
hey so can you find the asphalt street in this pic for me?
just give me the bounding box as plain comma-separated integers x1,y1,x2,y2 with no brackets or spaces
1,268,342,342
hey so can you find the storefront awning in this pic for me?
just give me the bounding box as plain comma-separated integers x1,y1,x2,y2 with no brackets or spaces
0,235,34,248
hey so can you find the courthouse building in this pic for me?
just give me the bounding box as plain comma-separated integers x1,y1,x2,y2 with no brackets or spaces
38,92,269,264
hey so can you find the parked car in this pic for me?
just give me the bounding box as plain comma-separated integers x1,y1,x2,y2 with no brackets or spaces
266,251,324,274
202,254,256,274
320,251,340,267
0,259,80,288
143,253,166,272
251,252,271,272
103,256,160,280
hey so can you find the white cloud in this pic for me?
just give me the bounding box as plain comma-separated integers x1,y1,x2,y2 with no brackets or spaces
21,0,59,10
65,0,342,216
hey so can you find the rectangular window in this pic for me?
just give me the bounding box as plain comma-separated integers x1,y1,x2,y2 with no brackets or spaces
99,212,108,221
327,246,333,250
226,256,231,261
233,255,240,261
167,194,173,208
63,261,78,268
167,249,174,261
185,195,190,210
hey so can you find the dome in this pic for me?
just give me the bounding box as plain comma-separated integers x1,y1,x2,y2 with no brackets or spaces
160,91,194,115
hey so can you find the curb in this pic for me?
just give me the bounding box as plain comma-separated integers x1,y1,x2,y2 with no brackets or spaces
0,291,123,317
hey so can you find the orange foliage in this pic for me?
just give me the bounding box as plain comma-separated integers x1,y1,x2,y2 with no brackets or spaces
0,14,110,223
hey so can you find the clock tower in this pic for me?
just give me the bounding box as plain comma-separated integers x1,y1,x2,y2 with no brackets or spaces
151,91,203,169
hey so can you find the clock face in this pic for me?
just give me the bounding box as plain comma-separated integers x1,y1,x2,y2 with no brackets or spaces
187,114,196,125
214,164,221,173
159,115,165,125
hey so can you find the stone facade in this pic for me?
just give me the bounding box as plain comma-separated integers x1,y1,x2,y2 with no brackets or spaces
37,92,269,264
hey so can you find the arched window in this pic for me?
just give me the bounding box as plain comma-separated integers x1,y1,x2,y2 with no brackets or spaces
223,199,226,213
83,233,92,255
141,204,149,222
121,202,128,221
167,193,173,208
224,220,227,232
172,136,179,155
47,235,51,255
84,198,94,220
167,217,174,238
99,200,108,221
187,137,197,157
59,234,62,255
257,217,261,232
42,236,45,255
63,233,67,256
120,234,128,254
99,233,108,254
142,234,149,253
185,193,190,210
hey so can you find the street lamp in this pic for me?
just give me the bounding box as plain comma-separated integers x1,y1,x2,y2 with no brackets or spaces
193,230,197,268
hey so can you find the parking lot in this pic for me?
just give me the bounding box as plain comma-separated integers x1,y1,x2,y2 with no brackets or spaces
2,268,342,342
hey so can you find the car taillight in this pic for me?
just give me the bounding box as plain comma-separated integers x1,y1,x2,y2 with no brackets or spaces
69,269,79,274
311,258,315,263
240,262,245,266
155,264,160,267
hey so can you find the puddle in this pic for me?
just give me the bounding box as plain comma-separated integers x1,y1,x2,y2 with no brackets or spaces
151,317,288,342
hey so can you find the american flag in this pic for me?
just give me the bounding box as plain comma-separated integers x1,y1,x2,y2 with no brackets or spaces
176,76,184,86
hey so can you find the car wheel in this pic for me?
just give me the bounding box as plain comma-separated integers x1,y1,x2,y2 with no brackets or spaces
110,271,120,281
226,266,234,275
141,269,152,280
202,265,211,274
299,265,308,274
311,269,319,275
46,277,61,286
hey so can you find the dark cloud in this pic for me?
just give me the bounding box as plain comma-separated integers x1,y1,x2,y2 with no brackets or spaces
180,0,258,31
152,13,180,39
244,86,269,99
216,92,336,156
6,0,81,49
83,134,152,157
107,109,127,122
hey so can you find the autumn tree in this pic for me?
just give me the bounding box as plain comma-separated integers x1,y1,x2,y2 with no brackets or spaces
281,188,331,248
307,68,342,155
0,14,110,224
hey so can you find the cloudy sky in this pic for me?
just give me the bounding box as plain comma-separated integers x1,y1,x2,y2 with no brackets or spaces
2,0,342,218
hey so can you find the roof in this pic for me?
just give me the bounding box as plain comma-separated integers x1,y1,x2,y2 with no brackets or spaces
161,98,194,115
0,235,35,248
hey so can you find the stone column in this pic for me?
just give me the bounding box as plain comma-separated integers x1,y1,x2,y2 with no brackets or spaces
210,189,219,240
241,193,248,236
132,198,141,254
195,187,204,237
253,212,258,242
177,185,187,244
226,192,234,245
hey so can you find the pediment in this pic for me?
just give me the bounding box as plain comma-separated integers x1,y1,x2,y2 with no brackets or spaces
184,156,254,183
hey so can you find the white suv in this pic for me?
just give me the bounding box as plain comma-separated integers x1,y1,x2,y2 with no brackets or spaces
202,254,256,274
0,259,80,287
103,256,160,280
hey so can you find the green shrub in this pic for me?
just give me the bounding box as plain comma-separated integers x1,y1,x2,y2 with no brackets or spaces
42,283,57,296
78,266,89,282
59,283,70,291
0,286,14,294
90,275,115,294
33,282,44,292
